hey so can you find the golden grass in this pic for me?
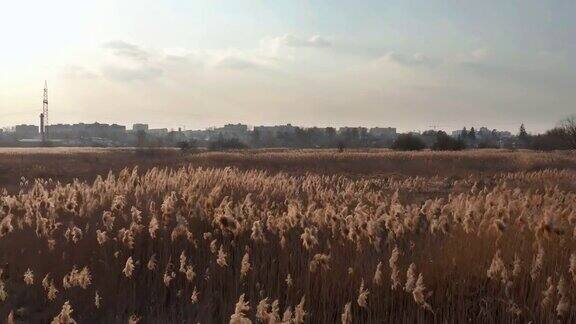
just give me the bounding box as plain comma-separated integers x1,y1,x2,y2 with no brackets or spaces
0,149,574,322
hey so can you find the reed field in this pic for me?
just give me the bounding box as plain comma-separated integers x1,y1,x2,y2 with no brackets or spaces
0,148,576,323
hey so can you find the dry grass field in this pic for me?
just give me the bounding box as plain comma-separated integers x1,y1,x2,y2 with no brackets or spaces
0,148,576,323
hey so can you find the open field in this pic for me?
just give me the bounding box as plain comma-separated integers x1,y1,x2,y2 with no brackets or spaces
1,147,576,190
0,149,576,322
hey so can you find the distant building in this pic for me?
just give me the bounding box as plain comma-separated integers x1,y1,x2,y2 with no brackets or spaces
338,127,370,136
184,129,210,141
147,128,169,137
46,123,126,140
213,123,249,140
338,127,369,137
133,123,149,132
14,124,39,139
164,130,185,143
254,124,296,136
221,123,248,133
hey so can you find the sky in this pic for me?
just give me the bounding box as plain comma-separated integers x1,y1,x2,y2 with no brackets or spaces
1,0,575,133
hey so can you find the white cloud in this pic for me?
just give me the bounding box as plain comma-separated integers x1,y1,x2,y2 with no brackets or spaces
384,52,435,67
470,48,489,61
94,34,332,81
98,40,168,82
62,65,99,79
284,34,332,48
455,48,490,64
268,34,332,50
212,56,261,70
101,65,163,82
102,40,151,62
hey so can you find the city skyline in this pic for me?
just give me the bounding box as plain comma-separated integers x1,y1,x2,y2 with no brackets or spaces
0,80,559,134
4,120,518,151
1,1,575,133
2,118,519,136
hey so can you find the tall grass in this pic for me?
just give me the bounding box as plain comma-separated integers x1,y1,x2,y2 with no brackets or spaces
0,151,575,322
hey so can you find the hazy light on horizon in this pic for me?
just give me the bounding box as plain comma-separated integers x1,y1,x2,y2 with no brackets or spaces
1,0,575,133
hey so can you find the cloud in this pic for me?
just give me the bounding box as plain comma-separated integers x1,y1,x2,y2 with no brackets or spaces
96,35,332,82
470,48,489,61
455,48,490,64
273,34,332,48
99,40,165,81
213,56,261,70
101,65,163,82
385,52,435,67
460,60,576,92
62,65,99,79
209,49,277,71
102,40,151,62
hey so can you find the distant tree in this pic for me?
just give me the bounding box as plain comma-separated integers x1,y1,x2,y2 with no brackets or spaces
295,127,313,147
392,134,425,151
326,127,337,138
559,116,576,149
529,127,572,151
358,128,369,146
547,127,568,139
477,129,500,148
337,141,345,152
477,139,499,149
177,139,197,153
518,123,527,136
518,123,529,147
167,131,176,144
459,127,468,139
350,128,359,141
420,130,438,148
530,117,576,150
468,127,476,141
326,127,337,147
250,129,261,147
208,137,247,151
432,131,466,151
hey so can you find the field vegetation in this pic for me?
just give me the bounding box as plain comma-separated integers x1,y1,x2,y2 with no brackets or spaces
0,148,575,322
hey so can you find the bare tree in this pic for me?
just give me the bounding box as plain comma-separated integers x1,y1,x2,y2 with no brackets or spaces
560,115,576,149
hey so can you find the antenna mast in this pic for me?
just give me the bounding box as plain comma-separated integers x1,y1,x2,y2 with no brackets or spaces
43,81,49,138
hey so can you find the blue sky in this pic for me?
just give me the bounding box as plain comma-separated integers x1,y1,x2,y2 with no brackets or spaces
1,0,574,132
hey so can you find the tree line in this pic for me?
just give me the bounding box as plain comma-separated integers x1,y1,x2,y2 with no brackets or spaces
197,116,576,152
391,117,576,151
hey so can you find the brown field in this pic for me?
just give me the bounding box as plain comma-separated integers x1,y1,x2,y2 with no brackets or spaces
1,148,576,323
